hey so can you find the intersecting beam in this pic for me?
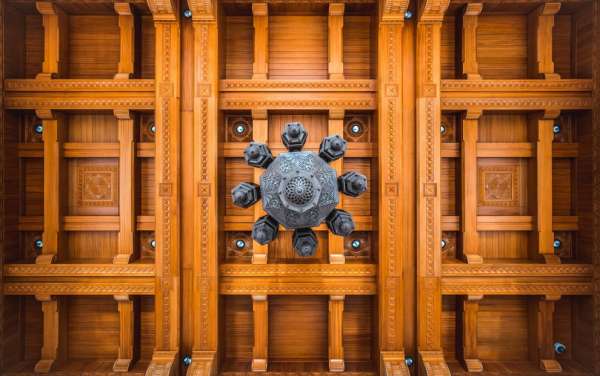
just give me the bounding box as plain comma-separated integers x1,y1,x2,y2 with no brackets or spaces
329,109,345,264
38,110,64,264
252,295,269,372
252,3,269,80
252,109,269,264
113,295,135,372
416,2,451,374
530,111,558,264
328,3,345,80
328,295,345,372
36,1,68,78
527,3,561,79
115,110,136,264
460,295,483,372
461,110,481,264
114,3,135,79
528,296,562,373
34,295,66,373
460,3,483,79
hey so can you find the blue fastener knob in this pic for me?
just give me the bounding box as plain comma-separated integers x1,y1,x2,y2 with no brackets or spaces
554,342,566,354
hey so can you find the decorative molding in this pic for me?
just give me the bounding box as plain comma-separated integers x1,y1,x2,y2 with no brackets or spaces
5,79,155,92
186,350,216,375
220,79,376,92
187,0,216,21
4,281,155,295
441,97,592,111
146,0,178,21
219,92,376,110
381,0,409,23
442,263,593,277
418,0,450,23
4,263,155,277
219,278,376,295
381,351,410,376
4,97,155,110
146,350,177,376
442,79,593,92
418,350,450,376
441,279,592,295
220,264,376,277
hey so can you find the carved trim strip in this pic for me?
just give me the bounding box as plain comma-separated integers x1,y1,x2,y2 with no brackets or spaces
441,280,592,295
220,93,376,110
4,264,155,277
4,97,155,110
442,263,593,277
441,79,593,92
5,79,155,92
4,281,155,295
220,280,376,295
441,97,592,111
220,264,376,277
220,79,376,92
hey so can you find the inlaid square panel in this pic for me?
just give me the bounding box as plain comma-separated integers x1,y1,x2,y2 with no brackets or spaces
68,158,119,216
477,158,528,216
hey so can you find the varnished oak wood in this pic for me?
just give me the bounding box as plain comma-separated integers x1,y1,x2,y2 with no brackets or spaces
0,0,598,374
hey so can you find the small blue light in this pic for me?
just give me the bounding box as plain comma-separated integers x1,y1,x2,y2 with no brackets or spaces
441,239,447,249
404,10,413,19
554,342,566,354
553,124,561,134
235,239,246,249
553,239,562,249
34,239,43,249
34,124,44,134
182,354,192,366
351,239,361,249
405,356,414,367
150,239,156,249
183,9,193,18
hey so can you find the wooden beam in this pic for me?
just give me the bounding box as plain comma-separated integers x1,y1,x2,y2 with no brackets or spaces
38,110,64,264
252,3,269,80
219,91,376,111
328,3,345,80
328,295,345,372
219,276,376,295
461,110,481,264
34,296,66,373
252,295,268,372
4,280,155,296
378,9,405,354
528,296,562,372
115,110,136,264
35,1,68,79
190,13,220,367
460,295,483,372
113,295,135,372
329,109,345,264
220,263,376,277
460,3,483,79
416,3,450,374
527,3,561,79
442,263,592,278
114,3,135,79
220,79,376,92
530,112,558,263
252,109,269,264
441,277,591,296
4,263,155,277
151,17,180,373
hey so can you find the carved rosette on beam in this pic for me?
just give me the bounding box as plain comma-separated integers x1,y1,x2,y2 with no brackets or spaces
187,0,219,375
146,0,180,375
378,1,410,374
416,0,451,375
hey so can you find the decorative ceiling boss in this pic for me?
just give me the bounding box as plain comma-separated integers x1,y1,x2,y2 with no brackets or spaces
231,122,367,257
